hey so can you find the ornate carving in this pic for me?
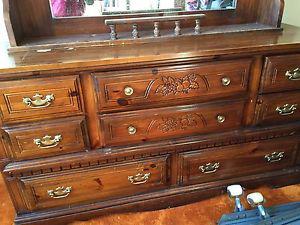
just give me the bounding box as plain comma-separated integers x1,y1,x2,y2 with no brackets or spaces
157,114,204,133
155,74,200,96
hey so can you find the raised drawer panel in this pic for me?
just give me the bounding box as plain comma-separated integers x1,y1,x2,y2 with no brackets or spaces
101,100,245,146
178,138,298,185
255,91,300,125
95,60,251,111
261,54,300,93
0,76,83,123
2,117,88,160
16,156,169,211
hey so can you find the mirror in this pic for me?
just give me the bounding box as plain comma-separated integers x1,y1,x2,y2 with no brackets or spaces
50,0,237,18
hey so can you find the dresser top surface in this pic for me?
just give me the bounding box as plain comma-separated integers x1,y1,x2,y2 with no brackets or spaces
1,24,300,75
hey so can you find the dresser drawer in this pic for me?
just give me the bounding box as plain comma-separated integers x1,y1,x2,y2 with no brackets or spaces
255,91,300,125
261,54,300,93
95,60,251,111
0,76,83,123
178,138,298,185
101,100,245,146
2,117,88,160
16,156,169,211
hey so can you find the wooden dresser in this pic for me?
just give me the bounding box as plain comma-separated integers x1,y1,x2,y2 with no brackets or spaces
0,0,300,224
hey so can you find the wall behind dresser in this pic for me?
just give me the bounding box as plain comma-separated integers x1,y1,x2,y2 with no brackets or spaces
282,0,300,27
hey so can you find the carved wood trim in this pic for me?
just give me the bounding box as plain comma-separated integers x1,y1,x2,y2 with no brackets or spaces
155,74,201,96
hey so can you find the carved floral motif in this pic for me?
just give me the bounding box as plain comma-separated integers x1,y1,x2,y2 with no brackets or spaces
155,74,200,96
157,114,203,133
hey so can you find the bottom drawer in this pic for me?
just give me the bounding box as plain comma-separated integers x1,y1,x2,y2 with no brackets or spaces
15,156,169,211
178,138,298,185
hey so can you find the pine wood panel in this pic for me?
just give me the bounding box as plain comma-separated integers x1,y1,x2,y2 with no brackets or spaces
13,156,169,211
100,100,245,146
255,91,300,125
178,137,298,185
261,54,300,93
95,59,251,111
2,117,88,160
0,75,84,123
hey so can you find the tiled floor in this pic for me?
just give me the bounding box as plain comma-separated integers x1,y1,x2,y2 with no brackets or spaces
1,174,299,225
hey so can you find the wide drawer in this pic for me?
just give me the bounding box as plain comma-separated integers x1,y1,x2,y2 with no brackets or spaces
95,60,251,111
101,100,245,146
2,117,88,160
178,138,298,185
15,156,169,211
255,91,300,125
0,76,83,123
261,54,300,93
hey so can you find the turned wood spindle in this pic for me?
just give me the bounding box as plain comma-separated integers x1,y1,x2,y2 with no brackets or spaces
109,25,117,40
154,22,160,37
174,21,181,36
195,19,201,35
132,24,139,39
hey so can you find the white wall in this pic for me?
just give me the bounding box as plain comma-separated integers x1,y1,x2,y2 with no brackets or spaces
282,0,300,26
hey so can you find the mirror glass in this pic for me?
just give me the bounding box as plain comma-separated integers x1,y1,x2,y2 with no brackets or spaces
50,0,237,18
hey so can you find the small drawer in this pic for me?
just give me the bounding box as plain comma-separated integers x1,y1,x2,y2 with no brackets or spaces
0,76,83,123
95,59,251,111
255,91,300,125
2,117,88,160
14,156,169,211
261,54,300,93
178,138,298,185
101,100,245,146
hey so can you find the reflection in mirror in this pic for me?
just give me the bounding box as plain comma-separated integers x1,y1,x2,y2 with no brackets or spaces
50,0,237,18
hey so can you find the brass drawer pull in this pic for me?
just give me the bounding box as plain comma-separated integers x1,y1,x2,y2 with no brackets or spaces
47,186,72,199
23,93,54,108
34,134,62,149
221,77,231,86
124,86,134,96
199,162,220,174
128,173,151,185
276,104,297,116
265,152,285,163
285,68,300,81
217,115,226,123
128,126,137,135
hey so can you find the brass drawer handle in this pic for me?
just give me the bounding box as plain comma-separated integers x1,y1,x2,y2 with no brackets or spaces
23,93,54,108
128,126,137,135
124,86,134,96
265,152,285,163
47,186,72,199
33,134,62,149
199,162,220,174
221,77,231,86
217,115,226,123
285,68,300,81
128,173,151,185
276,104,297,116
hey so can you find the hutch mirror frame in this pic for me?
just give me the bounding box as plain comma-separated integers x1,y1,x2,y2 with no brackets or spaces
3,0,284,49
